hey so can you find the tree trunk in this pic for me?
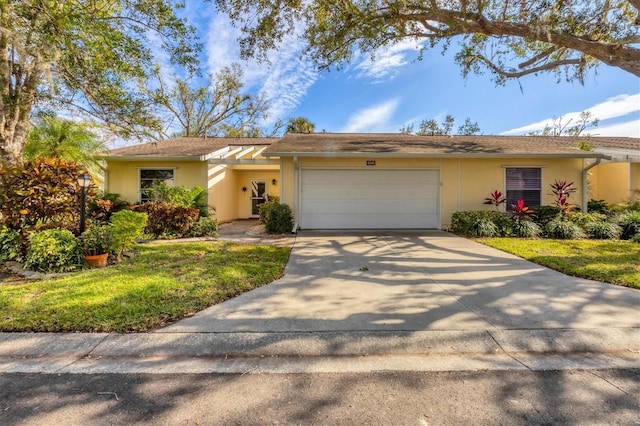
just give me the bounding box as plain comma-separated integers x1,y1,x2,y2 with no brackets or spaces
1,112,31,164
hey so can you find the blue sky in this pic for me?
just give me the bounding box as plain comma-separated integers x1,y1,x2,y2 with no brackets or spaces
177,5,640,138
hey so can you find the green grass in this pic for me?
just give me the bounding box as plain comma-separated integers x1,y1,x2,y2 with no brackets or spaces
0,241,290,332
479,238,640,289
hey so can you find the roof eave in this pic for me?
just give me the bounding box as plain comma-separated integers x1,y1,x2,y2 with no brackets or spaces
104,155,204,162
263,152,606,159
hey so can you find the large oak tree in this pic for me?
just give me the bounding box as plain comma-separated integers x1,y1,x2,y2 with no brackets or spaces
217,0,640,82
1,0,199,164
153,64,271,138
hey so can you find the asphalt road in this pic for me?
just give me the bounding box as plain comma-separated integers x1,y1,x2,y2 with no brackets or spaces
1,369,639,425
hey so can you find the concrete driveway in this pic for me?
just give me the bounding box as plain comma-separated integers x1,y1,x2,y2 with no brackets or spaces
160,230,640,333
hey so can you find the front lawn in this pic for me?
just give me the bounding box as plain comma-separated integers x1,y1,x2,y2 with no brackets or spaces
479,238,640,289
0,241,290,332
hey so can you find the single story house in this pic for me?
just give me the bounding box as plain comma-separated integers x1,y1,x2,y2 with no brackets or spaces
105,133,640,230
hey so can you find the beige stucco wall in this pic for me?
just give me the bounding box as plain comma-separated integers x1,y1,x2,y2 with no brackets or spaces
588,162,631,203
106,160,208,203
280,156,586,229
207,166,279,222
630,163,640,200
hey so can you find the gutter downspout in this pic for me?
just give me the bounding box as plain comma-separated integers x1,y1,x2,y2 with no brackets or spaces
293,156,299,231
582,157,606,212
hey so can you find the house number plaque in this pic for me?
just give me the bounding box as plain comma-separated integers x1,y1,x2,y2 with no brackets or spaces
366,160,376,166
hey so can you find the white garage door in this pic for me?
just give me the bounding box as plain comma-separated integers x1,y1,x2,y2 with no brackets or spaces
300,169,440,229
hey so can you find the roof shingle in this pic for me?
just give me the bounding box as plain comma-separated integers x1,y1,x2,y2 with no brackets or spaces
107,137,276,159
263,133,640,157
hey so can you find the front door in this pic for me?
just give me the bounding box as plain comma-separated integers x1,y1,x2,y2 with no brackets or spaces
251,180,267,216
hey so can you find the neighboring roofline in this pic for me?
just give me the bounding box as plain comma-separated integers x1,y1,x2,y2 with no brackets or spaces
104,155,203,162
594,147,640,162
262,151,607,159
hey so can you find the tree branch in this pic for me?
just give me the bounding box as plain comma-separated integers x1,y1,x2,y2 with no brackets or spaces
470,54,584,78
517,46,559,69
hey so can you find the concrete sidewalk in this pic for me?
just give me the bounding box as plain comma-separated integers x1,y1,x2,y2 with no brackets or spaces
1,231,639,374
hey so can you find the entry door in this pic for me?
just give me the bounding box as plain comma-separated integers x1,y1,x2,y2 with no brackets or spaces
251,180,267,216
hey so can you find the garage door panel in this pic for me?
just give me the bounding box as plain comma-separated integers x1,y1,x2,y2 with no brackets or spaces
301,169,440,229
303,199,437,215
303,213,435,229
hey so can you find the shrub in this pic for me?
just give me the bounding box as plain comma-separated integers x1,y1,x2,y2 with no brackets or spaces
24,228,80,272
79,225,112,256
131,202,200,238
488,211,513,236
0,158,94,230
188,216,218,237
587,199,609,214
483,190,506,211
545,218,586,240
632,233,640,243
148,182,210,217
550,179,578,218
450,211,511,236
512,220,541,238
259,200,293,234
0,226,24,262
468,217,499,237
586,221,622,240
569,212,607,229
510,199,534,222
533,205,561,228
616,211,640,240
88,192,129,223
109,210,148,259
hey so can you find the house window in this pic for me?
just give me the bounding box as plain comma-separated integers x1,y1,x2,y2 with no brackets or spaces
140,169,174,202
505,167,541,207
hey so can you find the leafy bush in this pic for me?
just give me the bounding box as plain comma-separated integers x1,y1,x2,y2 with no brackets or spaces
510,199,534,222
483,190,506,210
468,217,499,237
259,200,293,234
632,233,640,243
533,205,561,228
188,216,218,237
89,192,129,223
512,220,541,238
545,218,586,240
131,202,200,238
148,182,210,217
109,210,148,259
0,158,94,230
24,228,80,272
569,212,607,229
550,179,578,218
0,226,24,262
450,211,512,236
587,199,609,214
79,225,112,256
586,221,622,240
616,211,640,240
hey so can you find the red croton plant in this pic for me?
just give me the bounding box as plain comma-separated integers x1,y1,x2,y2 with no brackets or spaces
484,190,506,211
511,200,534,222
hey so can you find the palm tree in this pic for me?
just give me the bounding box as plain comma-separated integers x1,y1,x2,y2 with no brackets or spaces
286,117,315,134
24,115,107,178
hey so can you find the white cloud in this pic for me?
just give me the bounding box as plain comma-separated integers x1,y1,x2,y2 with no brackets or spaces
594,120,640,137
354,39,423,80
204,13,318,126
501,93,640,136
340,99,400,132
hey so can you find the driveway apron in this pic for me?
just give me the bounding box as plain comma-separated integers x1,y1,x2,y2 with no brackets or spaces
158,231,640,333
